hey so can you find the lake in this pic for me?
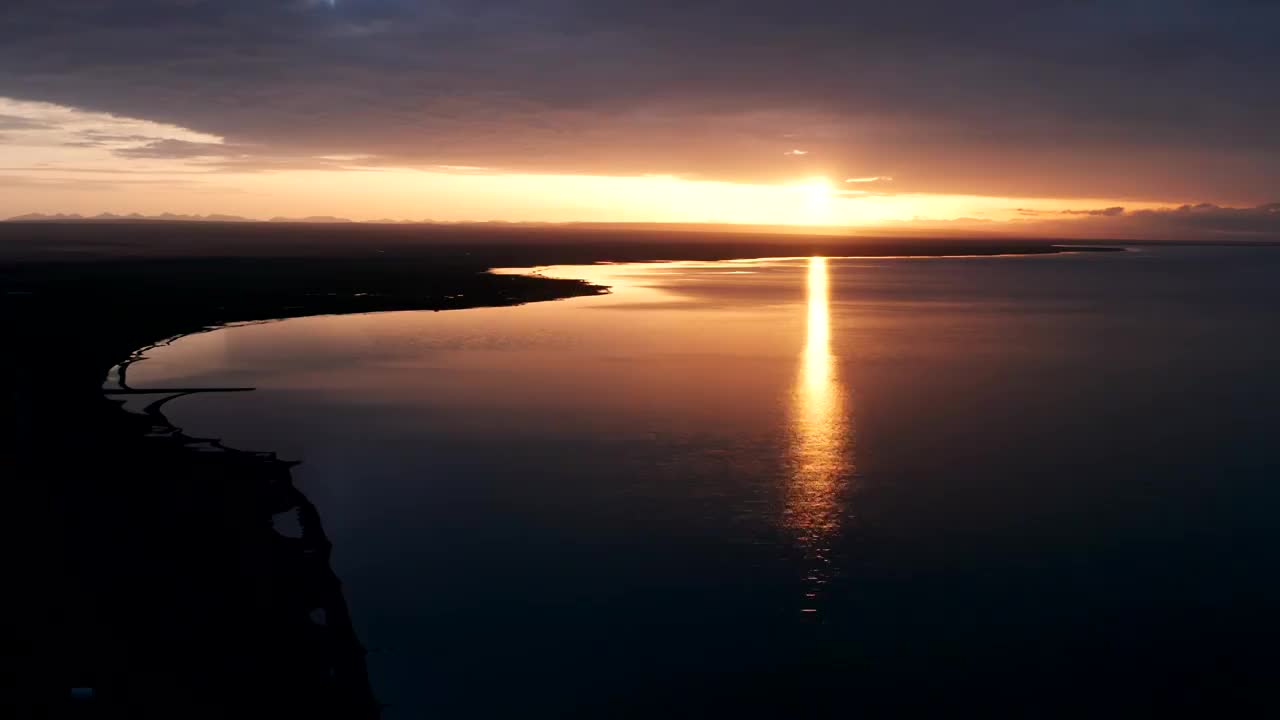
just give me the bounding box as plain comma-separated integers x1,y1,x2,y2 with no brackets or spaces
120,246,1280,716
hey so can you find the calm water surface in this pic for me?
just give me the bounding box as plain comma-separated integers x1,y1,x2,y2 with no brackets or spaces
126,247,1280,716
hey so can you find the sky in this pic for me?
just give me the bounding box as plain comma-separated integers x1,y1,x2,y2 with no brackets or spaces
1,1,1277,238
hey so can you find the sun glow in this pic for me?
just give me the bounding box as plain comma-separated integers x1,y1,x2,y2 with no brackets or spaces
0,96,1174,225
793,177,836,224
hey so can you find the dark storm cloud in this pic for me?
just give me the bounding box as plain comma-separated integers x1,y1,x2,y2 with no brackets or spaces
1,0,1277,200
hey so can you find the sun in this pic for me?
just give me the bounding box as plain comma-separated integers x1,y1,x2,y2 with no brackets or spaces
792,177,835,223
799,177,834,197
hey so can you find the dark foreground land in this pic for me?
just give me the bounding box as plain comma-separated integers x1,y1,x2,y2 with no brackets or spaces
5,222,1114,717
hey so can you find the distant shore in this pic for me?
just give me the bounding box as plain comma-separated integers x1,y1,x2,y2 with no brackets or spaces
0,218,1129,263
4,224,1124,399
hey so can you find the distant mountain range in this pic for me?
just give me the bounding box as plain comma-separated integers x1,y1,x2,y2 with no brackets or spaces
2,212,398,223
267,215,355,224
4,214,840,233
1,213,557,225
6,212,262,223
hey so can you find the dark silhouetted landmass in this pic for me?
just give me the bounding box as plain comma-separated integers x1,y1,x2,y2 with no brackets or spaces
0,219,1123,263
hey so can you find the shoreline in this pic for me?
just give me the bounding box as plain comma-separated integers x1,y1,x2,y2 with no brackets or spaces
10,234,1118,714
103,281,607,396
104,245,1122,399
14,257,603,716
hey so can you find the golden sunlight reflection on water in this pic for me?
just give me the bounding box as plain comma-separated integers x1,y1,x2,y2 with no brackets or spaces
788,257,851,616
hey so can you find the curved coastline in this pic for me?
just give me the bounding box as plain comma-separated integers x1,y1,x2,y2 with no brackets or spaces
117,289,606,716
6,234,1120,715
12,258,603,717
109,244,1123,399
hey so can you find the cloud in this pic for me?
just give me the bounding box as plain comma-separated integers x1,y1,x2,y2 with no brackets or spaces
64,131,165,148
1120,203,1280,237
836,190,896,198
838,175,895,196
784,149,809,156
0,114,51,131
115,139,234,159
0,2,1275,200
839,202,1280,240
0,97,220,146
1023,203,1280,239
1013,205,1129,217
1061,206,1126,216
0,174,202,191
0,96,371,176
109,140,382,173
0,165,211,175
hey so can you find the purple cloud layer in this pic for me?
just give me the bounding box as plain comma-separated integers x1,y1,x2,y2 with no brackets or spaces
1,1,1277,202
